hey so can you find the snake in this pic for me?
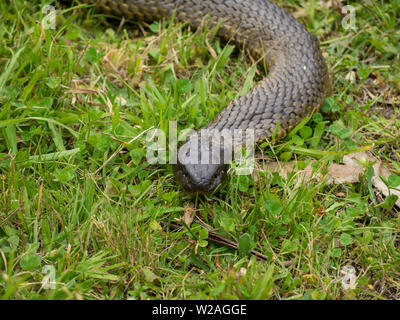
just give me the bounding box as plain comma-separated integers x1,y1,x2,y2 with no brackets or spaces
75,0,331,193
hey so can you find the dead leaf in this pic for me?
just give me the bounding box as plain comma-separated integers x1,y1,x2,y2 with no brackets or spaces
265,160,364,184
67,88,98,94
205,36,217,59
343,151,400,208
183,203,196,226
264,150,400,208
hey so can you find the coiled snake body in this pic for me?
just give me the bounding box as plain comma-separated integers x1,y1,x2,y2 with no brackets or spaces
79,0,331,193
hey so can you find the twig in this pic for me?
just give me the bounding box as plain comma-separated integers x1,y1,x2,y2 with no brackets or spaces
0,208,22,228
161,220,268,261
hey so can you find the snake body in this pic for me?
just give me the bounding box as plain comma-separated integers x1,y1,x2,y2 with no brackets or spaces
79,0,331,193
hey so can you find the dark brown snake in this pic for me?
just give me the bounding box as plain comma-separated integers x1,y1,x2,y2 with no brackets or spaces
77,0,331,193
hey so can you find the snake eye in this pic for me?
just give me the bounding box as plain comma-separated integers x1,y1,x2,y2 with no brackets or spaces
181,169,189,181
211,170,220,181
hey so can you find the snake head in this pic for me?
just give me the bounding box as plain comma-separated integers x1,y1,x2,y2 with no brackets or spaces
173,136,230,194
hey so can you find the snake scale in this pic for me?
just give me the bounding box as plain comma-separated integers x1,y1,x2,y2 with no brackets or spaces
75,0,331,193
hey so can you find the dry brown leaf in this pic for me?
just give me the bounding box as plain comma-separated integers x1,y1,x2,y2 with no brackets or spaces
183,203,196,226
292,7,307,18
264,151,400,208
67,88,98,94
265,160,364,184
343,151,400,208
205,36,217,59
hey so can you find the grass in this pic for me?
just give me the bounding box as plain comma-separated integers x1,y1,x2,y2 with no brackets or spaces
0,0,399,300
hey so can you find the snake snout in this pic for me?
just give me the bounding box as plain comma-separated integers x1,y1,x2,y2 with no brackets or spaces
173,137,229,193
174,162,228,193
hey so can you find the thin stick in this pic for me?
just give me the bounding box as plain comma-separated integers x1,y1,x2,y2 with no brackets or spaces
161,220,268,261
0,208,21,228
